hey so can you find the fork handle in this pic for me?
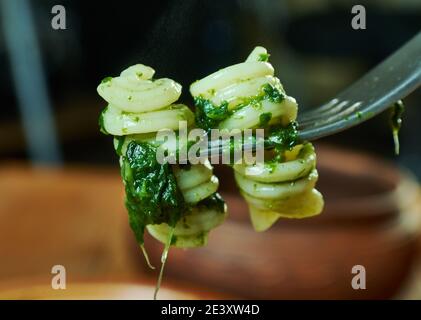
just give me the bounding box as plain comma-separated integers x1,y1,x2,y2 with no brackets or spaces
298,31,421,141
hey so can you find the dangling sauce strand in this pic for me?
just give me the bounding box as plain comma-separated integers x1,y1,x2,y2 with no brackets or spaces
390,100,405,155
154,226,175,300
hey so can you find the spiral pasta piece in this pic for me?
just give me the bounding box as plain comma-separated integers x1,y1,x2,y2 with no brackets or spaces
98,64,194,135
234,147,323,231
98,64,181,113
190,46,324,231
190,47,297,131
147,159,226,248
98,63,227,249
147,163,227,248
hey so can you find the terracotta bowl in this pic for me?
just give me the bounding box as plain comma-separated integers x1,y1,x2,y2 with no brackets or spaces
145,144,421,299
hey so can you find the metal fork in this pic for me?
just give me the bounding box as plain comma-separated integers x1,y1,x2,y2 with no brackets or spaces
297,31,421,141
200,31,421,158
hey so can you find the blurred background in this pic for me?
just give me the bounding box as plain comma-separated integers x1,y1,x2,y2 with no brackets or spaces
0,0,421,299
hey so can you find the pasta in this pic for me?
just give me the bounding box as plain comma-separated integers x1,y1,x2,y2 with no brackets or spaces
98,49,325,298
98,64,194,135
146,163,225,248
98,64,226,247
190,46,324,231
97,64,227,298
113,135,227,248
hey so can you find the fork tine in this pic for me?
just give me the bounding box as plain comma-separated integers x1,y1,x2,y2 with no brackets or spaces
299,100,351,125
298,98,340,121
298,101,370,141
299,101,362,127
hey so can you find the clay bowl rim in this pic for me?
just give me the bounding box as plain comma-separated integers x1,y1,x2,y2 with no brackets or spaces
304,144,420,222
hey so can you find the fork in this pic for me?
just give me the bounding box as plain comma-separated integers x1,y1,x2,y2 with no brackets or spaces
201,31,421,158
297,31,421,141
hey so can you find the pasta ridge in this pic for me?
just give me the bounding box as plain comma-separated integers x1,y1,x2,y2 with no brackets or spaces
98,64,194,135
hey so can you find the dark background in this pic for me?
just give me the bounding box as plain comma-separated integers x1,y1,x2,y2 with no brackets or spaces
1,0,420,175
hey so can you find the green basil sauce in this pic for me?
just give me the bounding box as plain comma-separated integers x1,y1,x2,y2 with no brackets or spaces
390,100,404,155
258,53,270,62
262,83,284,104
101,76,112,84
98,106,109,135
265,122,299,152
193,83,285,131
259,112,272,127
122,141,186,244
265,122,299,164
194,97,231,131
115,136,125,156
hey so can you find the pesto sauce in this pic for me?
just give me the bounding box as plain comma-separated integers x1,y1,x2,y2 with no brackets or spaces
115,136,125,156
258,53,270,62
101,76,112,84
122,141,186,244
265,122,299,157
193,83,285,131
98,106,109,135
390,100,404,155
234,83,285,111
259,112,272,127
262,83,284,104
194,97,231,131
